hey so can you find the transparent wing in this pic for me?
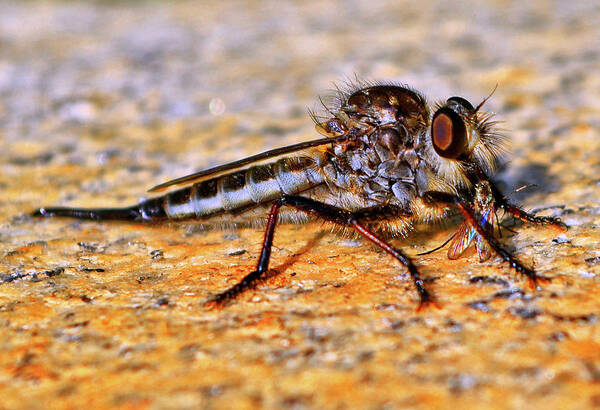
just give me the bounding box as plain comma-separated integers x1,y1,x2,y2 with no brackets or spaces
448,207,495,261
148,135,346,193
475,208,495,262
447,221,475,260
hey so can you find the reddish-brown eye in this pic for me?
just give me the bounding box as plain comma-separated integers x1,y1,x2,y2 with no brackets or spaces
431,108,468,159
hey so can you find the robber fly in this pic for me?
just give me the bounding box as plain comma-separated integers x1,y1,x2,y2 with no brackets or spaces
33,81,566,308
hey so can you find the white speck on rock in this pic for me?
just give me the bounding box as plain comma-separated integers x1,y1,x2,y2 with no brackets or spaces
339,239,362,247
552,234,570,244
209,97,226,116
579,270,596,278
59,100,97,123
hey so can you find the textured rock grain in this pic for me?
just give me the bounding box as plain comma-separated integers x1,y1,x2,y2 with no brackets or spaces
0,1,599,409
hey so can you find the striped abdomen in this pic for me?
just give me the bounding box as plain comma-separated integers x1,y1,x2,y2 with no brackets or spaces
33,155,324,222
154,156,323,221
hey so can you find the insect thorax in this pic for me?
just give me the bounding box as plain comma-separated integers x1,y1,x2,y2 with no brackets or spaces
316,85,437,211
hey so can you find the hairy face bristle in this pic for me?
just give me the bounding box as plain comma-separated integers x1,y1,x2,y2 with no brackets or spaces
312,81,507,192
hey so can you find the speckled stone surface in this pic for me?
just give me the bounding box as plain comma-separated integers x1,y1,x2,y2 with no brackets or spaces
1,1,599,409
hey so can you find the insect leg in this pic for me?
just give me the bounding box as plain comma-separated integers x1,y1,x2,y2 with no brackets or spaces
466,166,567,231
482,178,567,231
423,190,549,287
350,221,435,311
456,201,549,287
347,206,434,309
280,197,435,309
205,200,282,307
500,203,567,231
207,196,434,309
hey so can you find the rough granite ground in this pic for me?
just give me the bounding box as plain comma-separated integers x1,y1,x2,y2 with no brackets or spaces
0,1,599,409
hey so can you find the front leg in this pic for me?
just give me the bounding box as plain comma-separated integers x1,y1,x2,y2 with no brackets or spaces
423,190,549,287
499,201,567,231
479,172,567,231
455,201,549,287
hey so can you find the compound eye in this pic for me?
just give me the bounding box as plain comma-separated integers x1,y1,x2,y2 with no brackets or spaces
431,108,468,159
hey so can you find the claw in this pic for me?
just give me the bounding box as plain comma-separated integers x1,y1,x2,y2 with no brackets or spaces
551,219,568,232
203,294,230,310
527,274,551,290
416,294,441,312
203,299,220,310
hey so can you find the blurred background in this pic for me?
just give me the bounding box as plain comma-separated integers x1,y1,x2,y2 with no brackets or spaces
0,1,599,409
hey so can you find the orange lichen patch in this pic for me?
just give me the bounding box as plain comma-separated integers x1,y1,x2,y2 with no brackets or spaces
562,340,600,362
571,123,593,134
5,298,55,325
11,242,48,257
6,361,60,382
